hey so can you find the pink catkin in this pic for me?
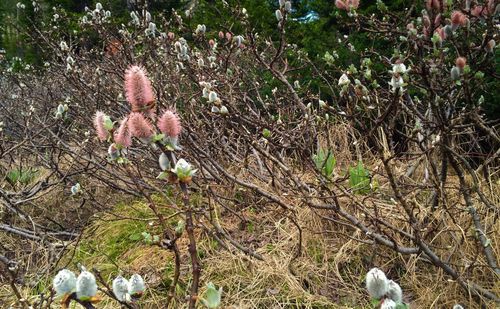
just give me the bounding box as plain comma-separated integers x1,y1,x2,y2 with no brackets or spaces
435,27,446,41
432,0,440,11
426,0,440,11
114,117,132,147
423,15,431,28
434,13,441,25
349,0,359,9
451,11,467,26
128,112,154,138
94,111,108,142
124,65,155,113
426,0,432,10
158,110,182,138
471,6,486,17
455,57,466,70
335,0,359,10
487,0,495,14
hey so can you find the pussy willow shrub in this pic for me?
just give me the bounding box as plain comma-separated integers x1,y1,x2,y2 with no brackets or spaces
1,0,499,307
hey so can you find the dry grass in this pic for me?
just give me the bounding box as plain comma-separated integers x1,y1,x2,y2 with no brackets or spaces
1,156,499,308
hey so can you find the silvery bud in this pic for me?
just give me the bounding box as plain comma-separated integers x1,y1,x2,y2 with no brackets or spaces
202,87,210,98
386,280,402,303
284,1,292,12
108,143,120,160
60,41,69,51
366,268,389,299
195,24,206,35
159,153,170,171
112,276,129,302
208,91,218,103
57,104,65,114
148,22,156,34
70,183,82,195
234,35,244,47
53,269,77,296
275,9,283,21
76,271,97,300
450,66,460,81
220,105,229,115
127,274,146,297
130,11,139,25
338,73,350,86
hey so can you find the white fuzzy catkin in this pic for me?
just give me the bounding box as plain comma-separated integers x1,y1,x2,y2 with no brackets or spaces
208,91,218,103
366,268,389,299
275,9,283,21
220,106,229,115
450,66,460,81
128,274,146,296
284,1,292,12
53,269,77,296
159,153,170,171
76,271,97,300
386,280,403,303
112,276,129,301
338,73,350,86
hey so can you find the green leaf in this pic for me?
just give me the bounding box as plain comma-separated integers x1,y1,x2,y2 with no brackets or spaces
324,151,336,177
153,133,165,142
103,116,114,131
349,161,371,194
201,282,222,308
156,171,168,180
142,232,152,244
313,148,336,178
129,232,142,241
262,128,271,138
175,220,185,236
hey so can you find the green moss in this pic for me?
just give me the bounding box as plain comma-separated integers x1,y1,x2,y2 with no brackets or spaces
69,200,158,276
